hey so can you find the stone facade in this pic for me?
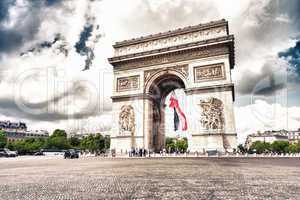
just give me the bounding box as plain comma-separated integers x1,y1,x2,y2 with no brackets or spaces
108,19,237,153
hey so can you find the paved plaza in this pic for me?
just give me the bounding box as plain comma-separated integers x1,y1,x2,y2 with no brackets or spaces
0,157,299,200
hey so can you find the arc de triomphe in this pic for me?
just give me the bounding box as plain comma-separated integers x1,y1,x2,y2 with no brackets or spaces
108,19,237,153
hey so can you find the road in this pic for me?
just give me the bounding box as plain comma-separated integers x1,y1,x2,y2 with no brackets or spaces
0,156,299,199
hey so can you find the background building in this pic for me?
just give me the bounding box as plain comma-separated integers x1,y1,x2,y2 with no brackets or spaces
25,130,49,139
0,120,49,142
285,129,300,144
245,129,300,148
0,121,27,142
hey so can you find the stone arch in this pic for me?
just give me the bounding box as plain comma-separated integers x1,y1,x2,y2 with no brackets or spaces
144,68,188,95
143,68,188,151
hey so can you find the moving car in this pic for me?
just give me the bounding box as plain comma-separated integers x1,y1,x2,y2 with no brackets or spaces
0,148,18,157
64,149,79,159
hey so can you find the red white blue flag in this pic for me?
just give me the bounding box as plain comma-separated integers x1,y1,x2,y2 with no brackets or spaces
169,91,187,131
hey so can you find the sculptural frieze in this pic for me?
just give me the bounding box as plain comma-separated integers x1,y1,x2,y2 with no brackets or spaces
117,75,139,92
144,65,188,86
119,105,135,135
194,63,225,82
174,65,189,78
199,97,224,130
114,27,226,56
114,46,228,70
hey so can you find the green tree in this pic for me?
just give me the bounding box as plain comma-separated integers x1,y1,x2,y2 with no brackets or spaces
104,135,110,150
271,141,289,154
45,136,70,150
94,133,105,153
80,134,110,153
43,129,70,150
68,136,81,147
13,140,27,154
6,138,46,154
166,137,188,153
51,129,67,138
80,134,96,152
176,138,188,152
287,141,300,153
250,141,270,154
0,130,7,148
166,137,176,153
288,143,299,153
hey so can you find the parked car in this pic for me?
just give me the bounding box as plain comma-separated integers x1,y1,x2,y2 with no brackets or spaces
0,148,18,157
64,149,79,159
34,151,44,156
206,149,218,156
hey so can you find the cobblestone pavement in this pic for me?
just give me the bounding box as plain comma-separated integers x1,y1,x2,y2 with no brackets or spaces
0,157,299,200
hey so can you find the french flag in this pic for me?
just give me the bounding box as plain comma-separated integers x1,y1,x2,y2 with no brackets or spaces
169,91,187,131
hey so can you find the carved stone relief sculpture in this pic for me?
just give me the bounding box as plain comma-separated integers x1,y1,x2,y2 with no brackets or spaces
117,75,139,92
114,26,226,56
199,97,224,130
119,105,135,135
144,65,188,87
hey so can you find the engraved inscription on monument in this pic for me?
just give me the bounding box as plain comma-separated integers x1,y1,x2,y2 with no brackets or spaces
117,75,139,92
194,63,225,82
119,105,135,136
199,97,224,130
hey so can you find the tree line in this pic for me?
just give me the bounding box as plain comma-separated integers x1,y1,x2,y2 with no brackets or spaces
0,129,110,155
166,137,188,153
238,141,300,154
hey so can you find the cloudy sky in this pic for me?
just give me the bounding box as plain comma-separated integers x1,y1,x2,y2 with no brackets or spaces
0,0,299,143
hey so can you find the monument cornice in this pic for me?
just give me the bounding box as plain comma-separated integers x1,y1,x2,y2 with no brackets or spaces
109,35,234,63
185,83,235,101
109,36,235,71
111,93,151,102
113,19,228,48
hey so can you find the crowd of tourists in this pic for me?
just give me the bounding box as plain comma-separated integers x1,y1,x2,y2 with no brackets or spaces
129,147,149,157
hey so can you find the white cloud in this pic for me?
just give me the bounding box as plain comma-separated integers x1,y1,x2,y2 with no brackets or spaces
235,100,300,144
0,0,299,136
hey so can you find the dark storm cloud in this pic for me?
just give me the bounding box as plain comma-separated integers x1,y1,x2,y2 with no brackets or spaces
20,34,68,56
235,0,300,96
273,0,300,29
75,24,95,71
0,29,23,53
237,62,287,96
0,97,97,122
75,0,102,71
0,0,66,55
75,25,93,55
0,80,111,122
45,0,62,6
0,1,43,54
279,40,300,81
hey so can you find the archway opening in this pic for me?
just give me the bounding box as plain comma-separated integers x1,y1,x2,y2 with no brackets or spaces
148,74,186,152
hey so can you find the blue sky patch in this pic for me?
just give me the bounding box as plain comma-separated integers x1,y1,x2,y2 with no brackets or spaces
279,41,300,80
0,0,15,22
